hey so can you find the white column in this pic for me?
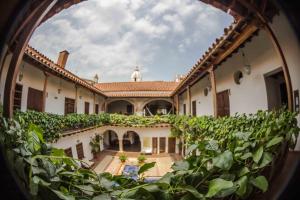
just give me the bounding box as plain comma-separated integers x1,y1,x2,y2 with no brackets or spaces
119,139,123,152
140,136,144,152
157,138,160,155
166,137,169,153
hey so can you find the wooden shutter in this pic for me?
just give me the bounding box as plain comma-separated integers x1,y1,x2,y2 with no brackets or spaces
65,97,75,115
217,90,230,117
76,143,84,159
192,100,197,116
13,84,23,111
95,104,99,114
64,147,73,157
152,137,158,154
183,104,186,115
159,137,166,153
84,102,90,114
27,87,43,112
168,137,176,153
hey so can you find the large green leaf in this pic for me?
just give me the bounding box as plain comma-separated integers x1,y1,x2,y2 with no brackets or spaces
253,146,264,163
172,160,189,171
238,167,250,177
138,162,156,175
212,150,233,170
92,193,111,200
250,176,268,192
235,176,248,197
178,185,204,199
206,178,234,198
266,136,283,148
50,189,75,200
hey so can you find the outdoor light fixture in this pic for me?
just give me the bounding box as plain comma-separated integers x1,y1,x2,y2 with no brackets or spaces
18,64,24,81
58,80,62,94
18,71,23,81
241,50,251,75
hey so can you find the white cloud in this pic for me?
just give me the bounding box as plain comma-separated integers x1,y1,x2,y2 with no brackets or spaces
29,0,233,82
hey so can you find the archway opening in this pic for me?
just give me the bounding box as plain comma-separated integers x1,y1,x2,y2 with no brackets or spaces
143,100,173,116
107,100,134,115
103,130,119,151
123,131,141,152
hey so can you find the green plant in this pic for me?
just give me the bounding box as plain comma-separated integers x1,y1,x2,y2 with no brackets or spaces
1,109,298,199
137,154,147,163
89,134,102,156
119,153,127,163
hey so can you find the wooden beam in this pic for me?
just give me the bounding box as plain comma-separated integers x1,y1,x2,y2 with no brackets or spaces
214,23,258,65
74,85,78,113
209,67,217,117
175,94,179,115
42,72,49,112
187,86,191,116
93,93,96,114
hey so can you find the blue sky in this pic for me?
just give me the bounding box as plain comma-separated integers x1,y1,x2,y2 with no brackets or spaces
30,0,233,82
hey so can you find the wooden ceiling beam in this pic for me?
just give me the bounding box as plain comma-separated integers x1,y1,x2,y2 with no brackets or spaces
213,22,258,66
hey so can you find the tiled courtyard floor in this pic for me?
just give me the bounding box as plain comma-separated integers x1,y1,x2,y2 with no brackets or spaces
92,150,182,177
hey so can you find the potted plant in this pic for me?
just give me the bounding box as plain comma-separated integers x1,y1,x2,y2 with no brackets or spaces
119,153,127,163
89,134,102,159
137,154,147,164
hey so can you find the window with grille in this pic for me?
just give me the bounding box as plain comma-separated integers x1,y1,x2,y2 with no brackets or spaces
13,84,23,111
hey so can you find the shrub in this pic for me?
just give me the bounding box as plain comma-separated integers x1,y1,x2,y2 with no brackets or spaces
89,134,102,155
137,154,147,163
119,153,127,163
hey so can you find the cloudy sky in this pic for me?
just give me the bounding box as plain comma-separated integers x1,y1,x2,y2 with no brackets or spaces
29,0,233,82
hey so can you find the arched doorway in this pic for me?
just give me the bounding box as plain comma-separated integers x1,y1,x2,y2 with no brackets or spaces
107,100,134,115
123,131,141,152
103,130,119,151
143,100,173,116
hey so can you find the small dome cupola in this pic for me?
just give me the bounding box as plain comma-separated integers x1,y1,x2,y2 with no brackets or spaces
131,66,142,82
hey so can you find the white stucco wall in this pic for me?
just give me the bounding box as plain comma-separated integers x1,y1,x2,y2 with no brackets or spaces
190,76,214,116
53,126,177,160
45,75,76,115
270,12,300,150
215,30,281,115
179,90,188,115
12,61,104,115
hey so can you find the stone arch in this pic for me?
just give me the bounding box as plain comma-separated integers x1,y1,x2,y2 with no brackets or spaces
102,130,119,151
142,99,174,116
106,100,135,115
122,130,141,152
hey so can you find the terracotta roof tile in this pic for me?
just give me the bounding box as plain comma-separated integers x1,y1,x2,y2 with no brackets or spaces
24,45,106,97
96,81,179,92
95,81,179,97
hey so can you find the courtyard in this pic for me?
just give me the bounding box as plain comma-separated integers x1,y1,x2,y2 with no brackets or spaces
92,151,182,177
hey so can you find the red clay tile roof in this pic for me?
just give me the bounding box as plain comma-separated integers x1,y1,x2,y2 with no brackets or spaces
96,81,179,92
95,81,179,97
24,45,106,97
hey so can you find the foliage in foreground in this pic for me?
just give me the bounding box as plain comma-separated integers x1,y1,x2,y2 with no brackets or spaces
1,110,299,199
